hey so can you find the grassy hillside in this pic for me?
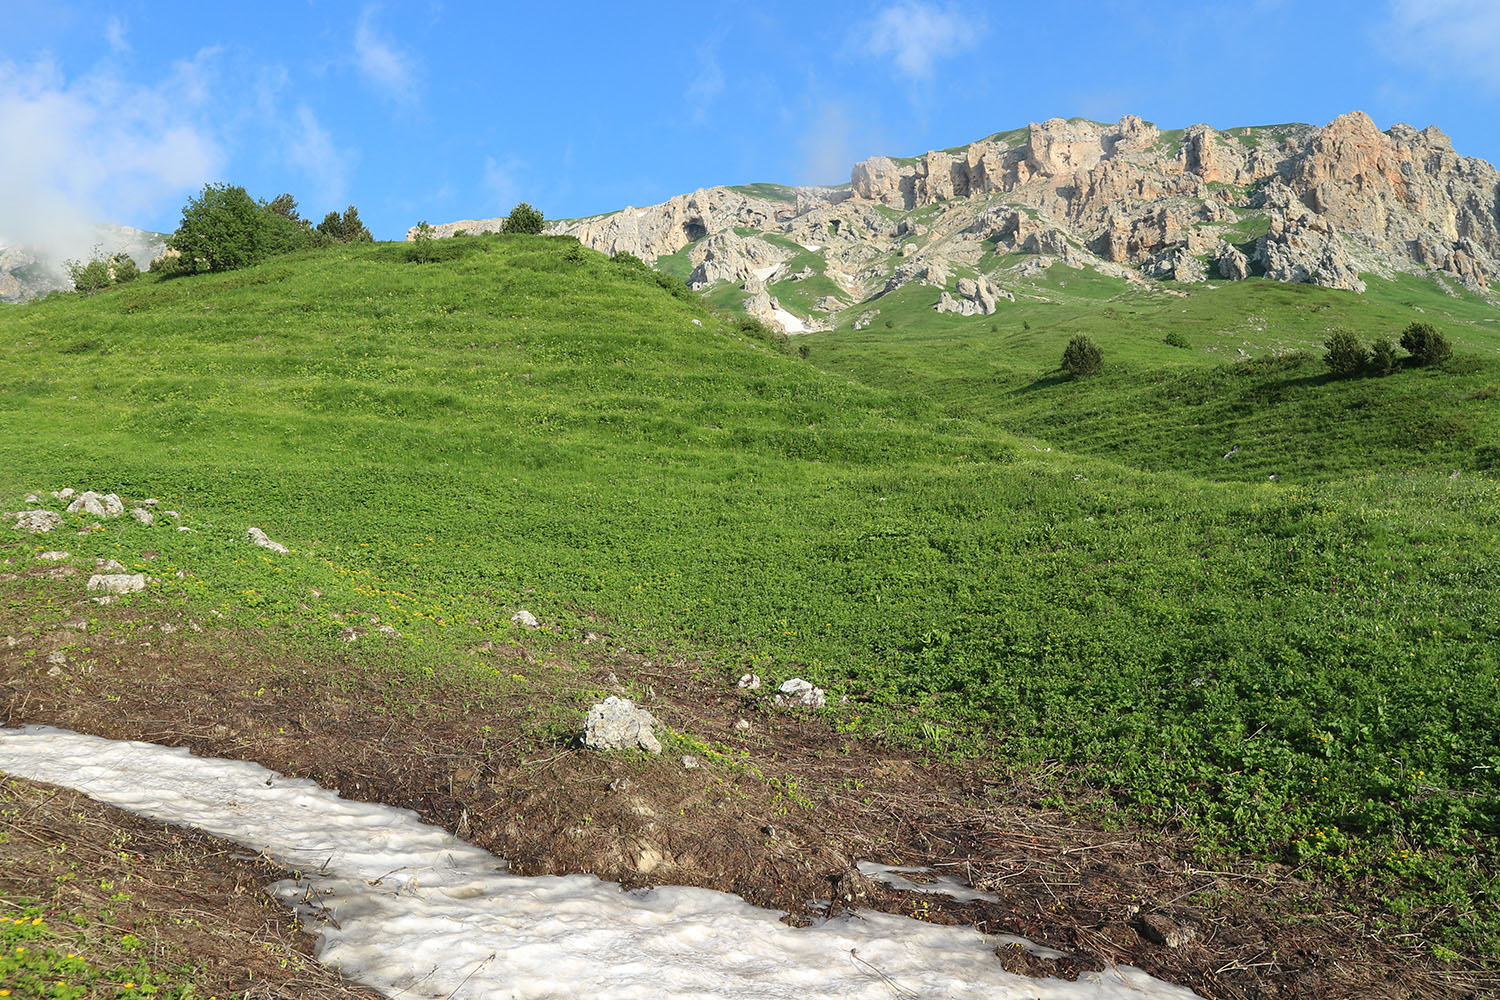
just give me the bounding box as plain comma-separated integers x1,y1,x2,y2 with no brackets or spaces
1,236,1497,960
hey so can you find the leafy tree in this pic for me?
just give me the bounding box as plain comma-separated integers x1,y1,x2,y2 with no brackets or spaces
409,221,436,263
317,206,373,244
1399,321,1452,366
267,193,302,220
1322,329,1369,377
1061,334,1103,378
170,183,268,272
108,252,140,284
63,248,112,296
505,201,544,235
1370,337,1399,376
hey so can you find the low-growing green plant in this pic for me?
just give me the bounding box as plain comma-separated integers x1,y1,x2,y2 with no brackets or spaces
409,221,437,264
1163,330,1190,349
1061,333,1102,377
1400,321,1453,366
1323,328,1369,377
1370,336,1399,376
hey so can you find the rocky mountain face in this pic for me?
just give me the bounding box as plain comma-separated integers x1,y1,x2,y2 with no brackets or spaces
418,111,1500,333
0,225,167,304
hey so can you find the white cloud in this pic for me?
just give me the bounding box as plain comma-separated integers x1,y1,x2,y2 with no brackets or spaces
482,155,524,212
796,103,859,185
1384,0,1500,90
863,1,980,81
355,5,419,103
287,105,354,207
0,56,222,265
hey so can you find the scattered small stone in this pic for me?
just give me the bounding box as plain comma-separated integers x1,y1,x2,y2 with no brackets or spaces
1138,913,1196,949
736,673,762,690
55,619,87,632
130,508,154,525
90,595,118,605
339,627,359,643
608,778,632,792
188,622,203,632
36,551,69,562
691,318,703,327
24,494,39,504
47,665,63,677
761,824,777,839
13,510,62,534
681,755,701,769
160,623,178,635
46,567,76,580
164,511,180,518
776,677,827,709
52,488,76,501
247,527,289,554
582,696,662,753
176,526,194,533
377,624,401,637
142,498,158,506
511,609,540,629
96,558,128,574
45,651,67,665
86,573,146,595
3,635,18,648
584,631,602,644
734,718,751,731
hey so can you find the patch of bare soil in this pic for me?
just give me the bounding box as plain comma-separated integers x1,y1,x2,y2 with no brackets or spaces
2,567,1496,1000
0,774,381,999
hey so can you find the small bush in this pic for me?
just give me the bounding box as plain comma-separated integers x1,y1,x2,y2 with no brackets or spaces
1323,329,1369,377
408,221,436,263
505,202,545,235
1061,334,1102,378
1163,330,1190,349
1370,337,1399,376
1400,322,1452,366
108,253,140,284
317,205,373,244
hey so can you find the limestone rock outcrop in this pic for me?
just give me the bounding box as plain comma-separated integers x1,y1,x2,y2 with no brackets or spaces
936,276,1012,315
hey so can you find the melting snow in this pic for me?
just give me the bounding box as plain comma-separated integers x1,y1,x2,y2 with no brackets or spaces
750,264,780,281
857,861,1004,905
772,307,808,334
800,243,822,252
0,727,1202,1000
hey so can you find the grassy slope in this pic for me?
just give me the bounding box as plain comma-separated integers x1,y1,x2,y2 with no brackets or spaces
1,238,1497,957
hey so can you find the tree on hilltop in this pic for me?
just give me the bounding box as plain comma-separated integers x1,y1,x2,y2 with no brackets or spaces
505,202,544,235
170,183,268,273
317,206,373,243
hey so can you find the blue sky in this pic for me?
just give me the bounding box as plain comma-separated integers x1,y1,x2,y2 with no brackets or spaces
3,0,1498,242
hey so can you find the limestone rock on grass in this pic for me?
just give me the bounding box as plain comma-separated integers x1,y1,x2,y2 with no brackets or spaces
36,551,69,561
130,508,155,525
13,510,62,534
583,696,662,753
776,677,827,709
511,609,540,628
87,573,146,595
247,527,289,554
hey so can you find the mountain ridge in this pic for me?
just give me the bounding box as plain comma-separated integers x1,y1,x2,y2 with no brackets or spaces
417,111,1500,333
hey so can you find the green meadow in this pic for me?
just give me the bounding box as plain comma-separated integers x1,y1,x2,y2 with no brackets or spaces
1,235,1497,956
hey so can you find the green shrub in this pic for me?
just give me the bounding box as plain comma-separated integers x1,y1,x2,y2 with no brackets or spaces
1061,334,1103,378
408,221,436,263
63,253,112,295
1399,322,1453,366
317,206,373,244
505,202,545,235
1323,329,1369,377
108,253,140,284
1163,330,1190,349
1370,337,1399,376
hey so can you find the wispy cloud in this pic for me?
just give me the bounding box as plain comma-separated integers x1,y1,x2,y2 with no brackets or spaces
354,5,419,103
105,17,130,54
287,105,354,207
685,44,724,120
1383,0,1500,91
482,154,524,212
796,102,858,185
862,1,981,81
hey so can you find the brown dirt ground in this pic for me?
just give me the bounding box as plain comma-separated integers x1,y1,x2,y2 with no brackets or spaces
2,562,1497,1000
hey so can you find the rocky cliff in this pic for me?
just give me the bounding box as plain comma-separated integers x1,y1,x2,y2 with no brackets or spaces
418,112,1500,333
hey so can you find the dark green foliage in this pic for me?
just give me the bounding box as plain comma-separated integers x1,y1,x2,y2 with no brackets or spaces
266,193,300,220
1323,328,1369,377
1370,337,1399,376
170,183,269,273
1163,330,1190,349
505,202,545,235
407,221,437,263
1061,334,1103,377
1400,321,1453,366
317,206,373,244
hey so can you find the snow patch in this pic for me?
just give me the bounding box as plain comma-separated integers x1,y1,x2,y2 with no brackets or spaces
0,727,1202,1000
772,307,808,334
750,264,780,282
